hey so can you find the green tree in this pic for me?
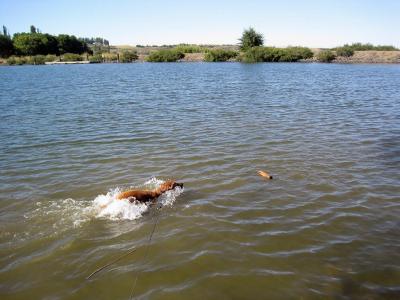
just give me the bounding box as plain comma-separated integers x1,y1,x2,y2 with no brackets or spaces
13,32,59,55
13,33,45,55
239,27,264,51
57,34,88,54
3,25,10,37
43,33,59,54
30,25,36,34
0,34,14,57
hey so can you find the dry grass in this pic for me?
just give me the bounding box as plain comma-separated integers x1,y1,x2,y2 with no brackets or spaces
2,48,399,65
180,53,205,62
308,49,400,63
336,51,400,63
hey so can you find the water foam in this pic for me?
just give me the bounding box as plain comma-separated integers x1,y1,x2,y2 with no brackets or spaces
92,177,183,220
91,177,184,221
92,189,149,221
24,178,184,234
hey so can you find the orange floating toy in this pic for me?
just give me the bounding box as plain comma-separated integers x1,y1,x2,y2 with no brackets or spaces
258,170,273,180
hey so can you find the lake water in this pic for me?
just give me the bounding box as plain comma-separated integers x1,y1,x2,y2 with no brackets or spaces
1,63,399,299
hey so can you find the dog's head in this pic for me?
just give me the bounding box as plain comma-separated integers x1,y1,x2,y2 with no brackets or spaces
159,180,183,193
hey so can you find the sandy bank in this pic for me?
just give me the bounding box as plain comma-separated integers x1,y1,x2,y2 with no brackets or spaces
2,50,399,65
146,50,400,63
334,51,400,64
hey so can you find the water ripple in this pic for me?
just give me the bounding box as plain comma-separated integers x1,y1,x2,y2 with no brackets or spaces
1,63,399,299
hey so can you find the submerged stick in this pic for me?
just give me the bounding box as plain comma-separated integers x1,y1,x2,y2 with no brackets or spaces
129,206,161,299
86,247,137,280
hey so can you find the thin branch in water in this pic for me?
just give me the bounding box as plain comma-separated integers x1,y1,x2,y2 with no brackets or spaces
86,247,137,280
129,207,161,299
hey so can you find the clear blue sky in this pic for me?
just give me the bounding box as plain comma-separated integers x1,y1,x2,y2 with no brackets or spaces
1,0,399,47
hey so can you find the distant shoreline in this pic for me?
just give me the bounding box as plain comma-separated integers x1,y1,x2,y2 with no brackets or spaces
2,26,398,65
173,50,400,64
1,50,399,65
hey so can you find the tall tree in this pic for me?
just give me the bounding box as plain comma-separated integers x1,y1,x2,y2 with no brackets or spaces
239,27,264,51
13,32,59,55
0,34,14,57
2,25,10,37
43,33,59,54
57,34,88,54
13,33,45,55
30,25,37,34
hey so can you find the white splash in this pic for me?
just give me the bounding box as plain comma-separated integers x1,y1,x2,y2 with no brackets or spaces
90,177,183,221
23,198,93,234
26,178,184,233
92,189,149,221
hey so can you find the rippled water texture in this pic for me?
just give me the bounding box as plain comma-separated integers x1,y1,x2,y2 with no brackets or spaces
1,63,399,299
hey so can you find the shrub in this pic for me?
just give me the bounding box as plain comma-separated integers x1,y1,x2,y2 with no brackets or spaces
102,52,118,62
89,54,103,63
146,49,184,62
27,55,46,65
242,47,277,63
91,47,104,55
317,50,336,62
7,56,27,65
279,47,314,62
62,53,82,61
25,56,34,64
373,45,398,51
337,43,398,51
204,49,238,62
174,44,206,53
239,27,264,51
242,46,313,63
335,47,354,57
242,47,265,62
17,57,27,65
6,56,17,65
120,50,138,63
344,43,373,51
45,54,57,62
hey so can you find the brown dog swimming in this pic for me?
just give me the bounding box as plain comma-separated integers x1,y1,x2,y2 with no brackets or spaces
116,180,183,203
